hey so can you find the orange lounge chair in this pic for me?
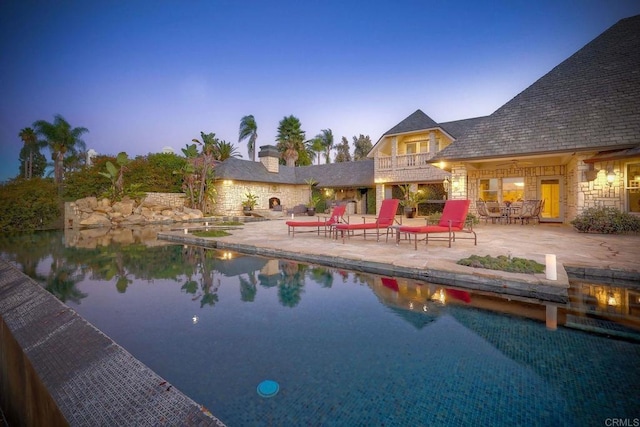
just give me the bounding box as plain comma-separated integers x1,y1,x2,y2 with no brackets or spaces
396,199,477,249
334,198,400,243
286,204,347,238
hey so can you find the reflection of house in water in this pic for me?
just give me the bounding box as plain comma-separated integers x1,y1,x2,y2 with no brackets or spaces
258,259,281,287
212,253,268,277
370,276,551,327
568,279,640,335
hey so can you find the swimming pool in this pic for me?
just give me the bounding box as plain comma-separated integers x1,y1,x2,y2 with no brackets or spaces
1,232,639,425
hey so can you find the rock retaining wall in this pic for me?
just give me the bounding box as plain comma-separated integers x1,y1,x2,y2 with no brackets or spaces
65,193,203,228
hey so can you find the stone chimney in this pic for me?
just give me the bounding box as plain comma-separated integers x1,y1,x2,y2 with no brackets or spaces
258,145,280,173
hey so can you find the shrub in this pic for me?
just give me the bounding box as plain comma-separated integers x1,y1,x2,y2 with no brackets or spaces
0,178,60,233
457,254,545,274
571,206,640,234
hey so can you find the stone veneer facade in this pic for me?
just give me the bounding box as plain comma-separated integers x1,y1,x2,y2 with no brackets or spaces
213,181,309,216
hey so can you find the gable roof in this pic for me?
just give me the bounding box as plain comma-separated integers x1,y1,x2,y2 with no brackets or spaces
383,109,439,135
214,157,374,188
432,15,640,163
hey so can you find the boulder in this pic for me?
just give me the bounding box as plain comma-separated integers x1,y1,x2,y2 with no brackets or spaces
112,200,135,216
183,207,203,218
120,214,145,225
80,213,112,228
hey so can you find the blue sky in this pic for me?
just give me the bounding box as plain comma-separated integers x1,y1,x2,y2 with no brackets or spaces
1,1,639,181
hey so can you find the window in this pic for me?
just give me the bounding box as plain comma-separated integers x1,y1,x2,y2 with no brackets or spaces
626,163,640,213
478,179,498,201
478,177,524,202
502,177,525,202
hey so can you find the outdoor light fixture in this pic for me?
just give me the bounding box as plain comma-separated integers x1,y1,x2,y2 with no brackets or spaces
607,170,616,187
443,177,450,193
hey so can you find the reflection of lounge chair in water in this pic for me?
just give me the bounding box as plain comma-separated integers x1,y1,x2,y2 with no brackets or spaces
286,205,347,238
334,199,400,243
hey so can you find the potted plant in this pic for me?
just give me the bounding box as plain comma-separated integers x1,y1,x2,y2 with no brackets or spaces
399,185,426,218
307,195,321,216
242,192,258,215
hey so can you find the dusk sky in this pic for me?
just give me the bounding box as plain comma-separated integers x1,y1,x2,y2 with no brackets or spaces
2,1,640,182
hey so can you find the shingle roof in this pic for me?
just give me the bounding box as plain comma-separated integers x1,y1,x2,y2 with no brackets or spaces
214,157,374,188
439,116,488,139
432,15,640,162
383,109,439,135
295,159,374,188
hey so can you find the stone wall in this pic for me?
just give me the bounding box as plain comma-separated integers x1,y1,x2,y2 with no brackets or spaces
65,193,202,228
572,155,628,216
213,180,308,216
143,192,186,208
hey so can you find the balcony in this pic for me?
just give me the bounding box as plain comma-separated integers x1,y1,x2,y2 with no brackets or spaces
376,153,435,170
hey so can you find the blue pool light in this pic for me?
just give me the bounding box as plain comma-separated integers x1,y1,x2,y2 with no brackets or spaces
257,380,279,397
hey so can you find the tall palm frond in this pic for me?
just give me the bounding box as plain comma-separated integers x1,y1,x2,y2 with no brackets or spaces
239,115,258,162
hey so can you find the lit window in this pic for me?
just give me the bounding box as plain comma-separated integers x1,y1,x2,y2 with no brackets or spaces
478,179,498,201
502,177,524,202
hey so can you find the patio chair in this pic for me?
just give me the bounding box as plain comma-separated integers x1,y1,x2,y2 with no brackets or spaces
532,199,544,223
335,199,400,243
395,199,477,249
286,204,347,238
511,200,537,225
476,200,503,224
485,201,505,224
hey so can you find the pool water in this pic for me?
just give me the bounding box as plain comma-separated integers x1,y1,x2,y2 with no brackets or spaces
1,231,639,426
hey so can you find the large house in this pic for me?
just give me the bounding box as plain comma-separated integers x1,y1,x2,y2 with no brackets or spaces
213,15,639,223
429,14,640,223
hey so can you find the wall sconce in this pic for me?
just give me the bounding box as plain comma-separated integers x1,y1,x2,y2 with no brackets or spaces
606,170,615,187
452,180,460,190
442,177,450,193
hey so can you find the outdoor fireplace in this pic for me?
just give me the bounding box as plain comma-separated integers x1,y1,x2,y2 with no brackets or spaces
269,197,282,211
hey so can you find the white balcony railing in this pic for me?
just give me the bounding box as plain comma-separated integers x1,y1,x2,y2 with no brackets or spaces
376,153,434,170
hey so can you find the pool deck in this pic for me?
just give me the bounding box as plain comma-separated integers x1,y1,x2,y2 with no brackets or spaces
160,216,640,304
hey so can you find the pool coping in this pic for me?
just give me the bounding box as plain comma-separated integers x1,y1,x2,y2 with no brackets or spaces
0,258,224,426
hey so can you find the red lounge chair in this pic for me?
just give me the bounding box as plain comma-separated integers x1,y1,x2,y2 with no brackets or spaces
335,199,400,243
396,199,477,249
286,204,347,238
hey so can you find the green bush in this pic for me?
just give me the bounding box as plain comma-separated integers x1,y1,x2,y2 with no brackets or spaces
63,153,187,200
571,206,640,234
63,155,112,200
457,254,545,274
0,178,60,233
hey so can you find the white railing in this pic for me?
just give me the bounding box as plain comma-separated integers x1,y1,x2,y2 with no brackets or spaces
377,153,434,170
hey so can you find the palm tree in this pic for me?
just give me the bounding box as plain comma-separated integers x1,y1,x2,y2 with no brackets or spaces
18,127,46,179
33,115,88,185
215,140,242,161
238,115,258,162
318,128,334,164
309,137,325,165
276,115,305,167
